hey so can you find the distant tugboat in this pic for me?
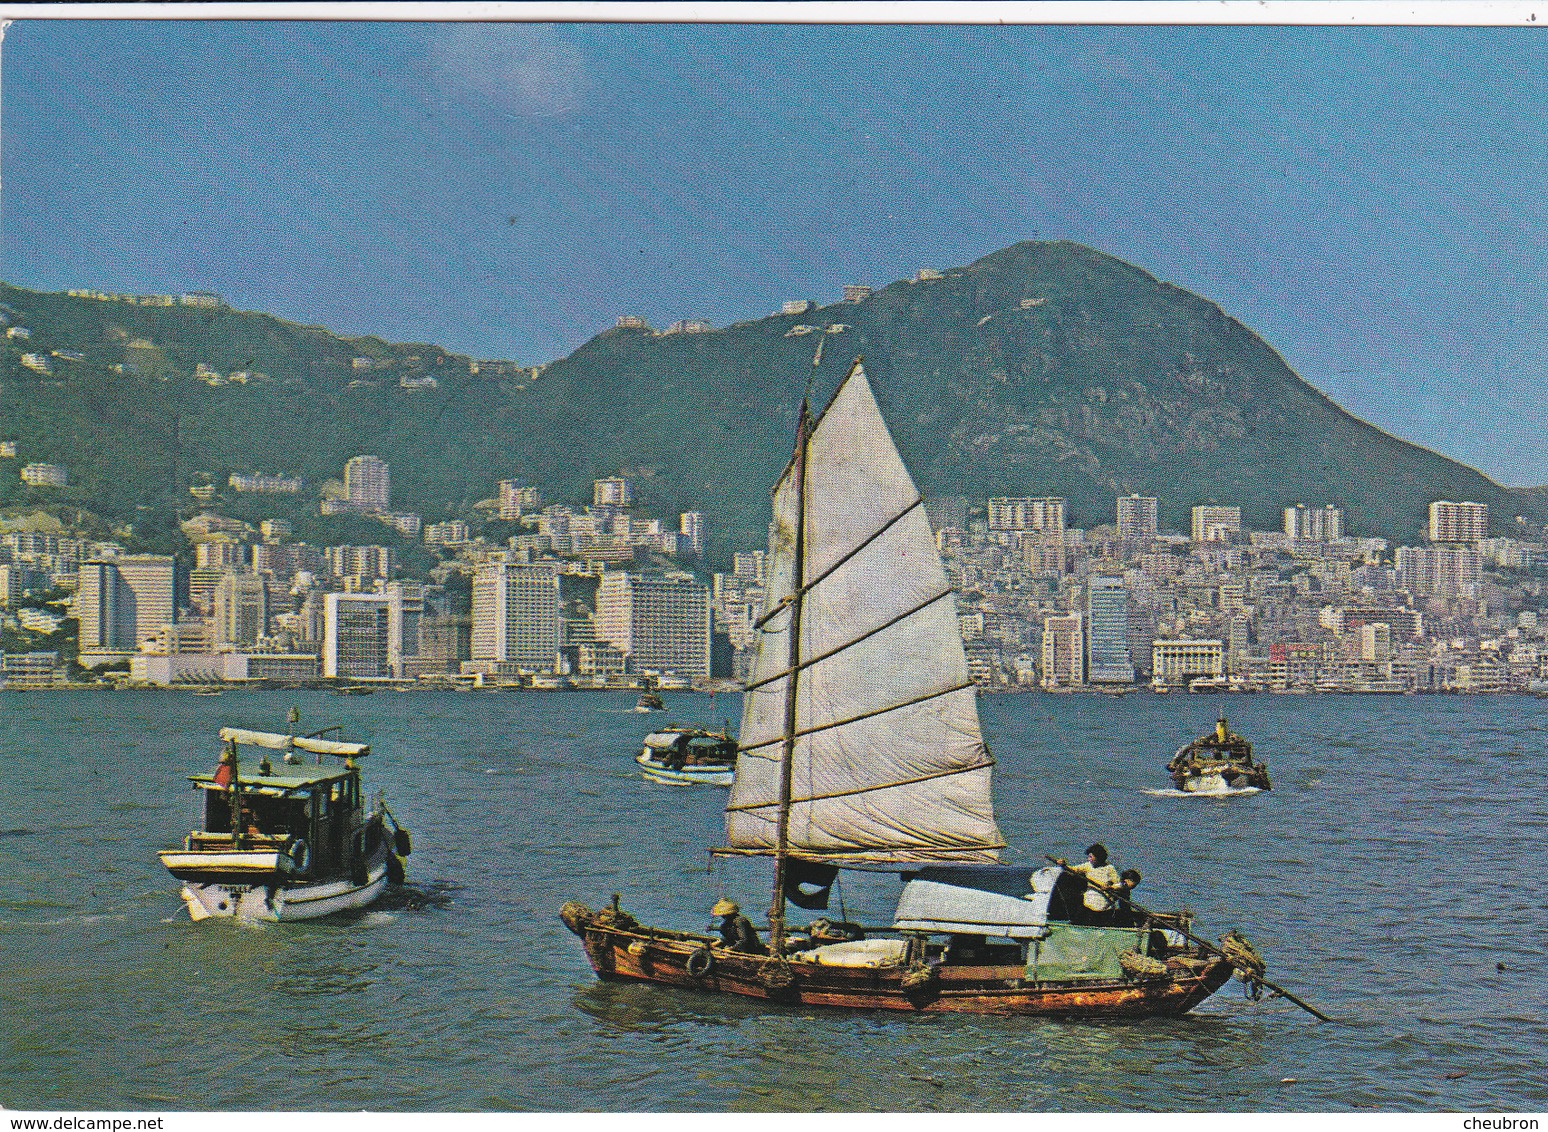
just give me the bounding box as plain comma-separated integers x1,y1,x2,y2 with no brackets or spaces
636,690,666,712
1166,717,1271,793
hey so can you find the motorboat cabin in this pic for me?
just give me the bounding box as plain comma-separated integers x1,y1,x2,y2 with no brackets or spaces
159,726,410,922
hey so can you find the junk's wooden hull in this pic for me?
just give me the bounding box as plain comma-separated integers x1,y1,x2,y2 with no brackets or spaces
560,904,1235,1018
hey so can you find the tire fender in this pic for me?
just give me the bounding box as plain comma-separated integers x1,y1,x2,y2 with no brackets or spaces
685,947,714,978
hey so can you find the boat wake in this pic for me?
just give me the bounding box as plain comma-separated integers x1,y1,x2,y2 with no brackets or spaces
375,879,461,912
1142,786,1262,798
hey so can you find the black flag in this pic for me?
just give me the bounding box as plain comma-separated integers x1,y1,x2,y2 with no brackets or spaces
784,859,839,910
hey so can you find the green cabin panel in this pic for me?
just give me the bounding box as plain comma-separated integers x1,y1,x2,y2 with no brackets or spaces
1027,924,1147,981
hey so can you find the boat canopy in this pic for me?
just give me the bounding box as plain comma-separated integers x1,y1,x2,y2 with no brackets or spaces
892,866,1061,939
218,727,370,758
724,362,1004,866
189,764,352,793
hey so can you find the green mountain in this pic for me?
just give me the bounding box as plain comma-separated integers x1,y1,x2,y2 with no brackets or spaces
1,242,1535,560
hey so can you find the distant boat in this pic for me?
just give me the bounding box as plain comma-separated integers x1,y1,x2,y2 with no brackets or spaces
562,361,1242,1017
333,685,376,696
1166,716,1271,793
635,726,736,786
159,724,412,921
635,690,666,712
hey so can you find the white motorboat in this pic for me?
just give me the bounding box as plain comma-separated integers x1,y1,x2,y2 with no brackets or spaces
159,725,412,922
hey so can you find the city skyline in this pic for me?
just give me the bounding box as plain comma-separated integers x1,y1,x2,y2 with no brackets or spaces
5,19,1548,485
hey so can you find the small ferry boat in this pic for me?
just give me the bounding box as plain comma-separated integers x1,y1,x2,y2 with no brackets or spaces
635,690,666,712
159,725,411,921
636,726,738,786
1166,716,1271,793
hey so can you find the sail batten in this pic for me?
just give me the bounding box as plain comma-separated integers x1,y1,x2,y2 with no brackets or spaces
737,678,979,756
726,361,1004,865
725,758,998,813
742,586,955,693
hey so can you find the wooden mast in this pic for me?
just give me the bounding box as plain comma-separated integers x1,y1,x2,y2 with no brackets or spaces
767,400,811,957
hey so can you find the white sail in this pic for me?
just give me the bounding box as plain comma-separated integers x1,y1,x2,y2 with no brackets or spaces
725,362,1004,864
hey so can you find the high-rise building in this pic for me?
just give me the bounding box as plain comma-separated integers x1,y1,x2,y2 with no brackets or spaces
470,563,561,668
1191,505,1242,542
1115,495,1158,540
386,581,425,661
1041,613,1084,688
1360,622,1392,662
1284,504,1343,541
1428,500,1488,543
593,477,633,508
497,480,541,520
76,555,176,662
1085,577,1134,684
343,455,390,511
595,572,711,677
732,551,767,586
1151,639,1225,686
195,538,245,570
987,497,1065,534
678,512,704,557
323,592,401,680
1396,545,1482,599
260,519,292,543
213,573,269,648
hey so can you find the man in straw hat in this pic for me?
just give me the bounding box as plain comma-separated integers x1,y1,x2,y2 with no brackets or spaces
711,898,766,954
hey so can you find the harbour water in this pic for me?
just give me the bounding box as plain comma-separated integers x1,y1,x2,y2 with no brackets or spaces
1,689,1544,1111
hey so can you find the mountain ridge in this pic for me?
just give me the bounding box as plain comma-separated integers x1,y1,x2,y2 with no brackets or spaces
1,241,1535,560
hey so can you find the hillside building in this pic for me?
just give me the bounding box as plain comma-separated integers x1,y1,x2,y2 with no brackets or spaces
20,463,67,486
343,455,391,511
1428,501,1488,543
1284,504,1343,541
1191,506,1242,542
987,497,1065,534
1116,495,1158,540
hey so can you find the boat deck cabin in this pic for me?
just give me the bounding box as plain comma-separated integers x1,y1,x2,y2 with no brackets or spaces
182,729,383,880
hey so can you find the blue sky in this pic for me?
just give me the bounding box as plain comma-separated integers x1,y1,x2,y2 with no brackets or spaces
4,19,1547,483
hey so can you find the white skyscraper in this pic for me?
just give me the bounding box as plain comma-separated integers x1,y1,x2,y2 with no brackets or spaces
595,572,711,677
1191,505,1242,542
470,562,561,668
343,455,391,511
323,592,402,680
1428,500,1488,543
213,573,269,649
76,555,176,663
1284,504,1343,541
1116,495,1159,540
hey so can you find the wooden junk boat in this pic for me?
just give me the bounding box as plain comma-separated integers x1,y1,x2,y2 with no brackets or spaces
1166,716,1272,793
159,725,412,921
636,725,738,787
563,361,1250,1017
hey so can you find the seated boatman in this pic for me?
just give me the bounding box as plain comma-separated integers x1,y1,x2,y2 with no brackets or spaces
1112,869,1144,927
710,898,767,954
1055,843,1123,925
